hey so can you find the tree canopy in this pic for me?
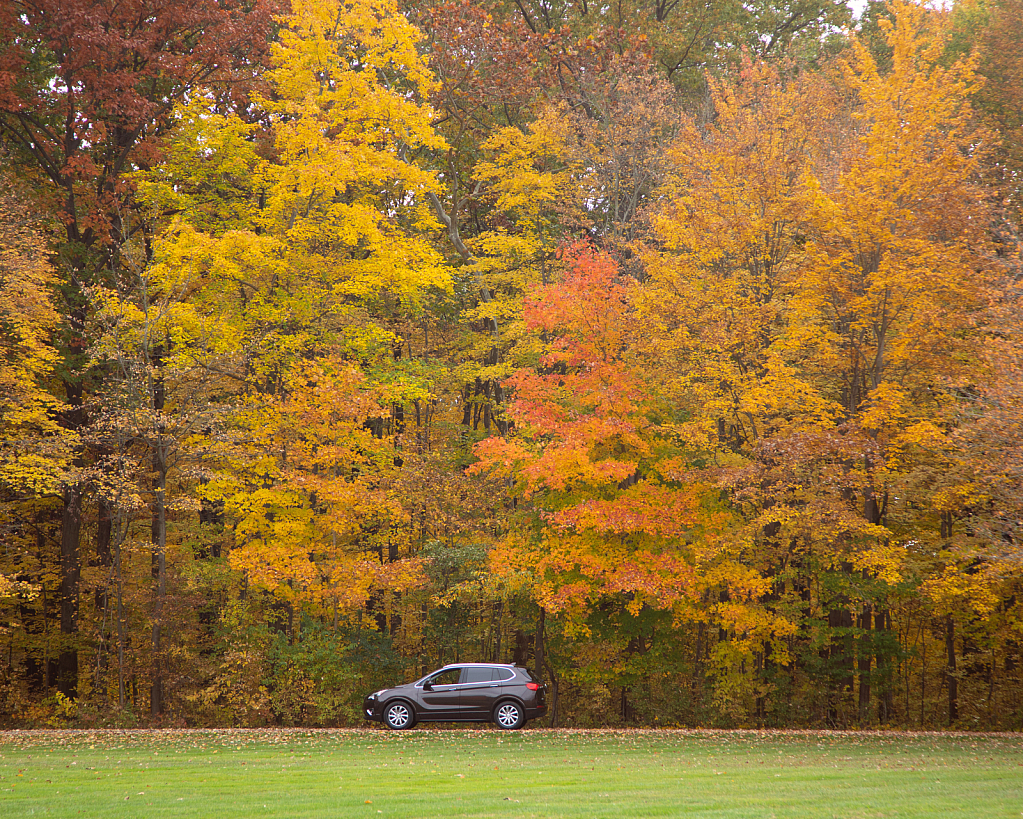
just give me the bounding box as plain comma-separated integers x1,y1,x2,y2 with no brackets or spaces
1,0,1021,730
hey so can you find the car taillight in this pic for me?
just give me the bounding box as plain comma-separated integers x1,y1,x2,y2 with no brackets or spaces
526,682,539,691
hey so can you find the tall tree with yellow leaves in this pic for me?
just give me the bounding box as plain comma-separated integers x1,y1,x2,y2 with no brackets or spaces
0,171,70,695
642,0,994,725
0,0,278,699
131,0,454,717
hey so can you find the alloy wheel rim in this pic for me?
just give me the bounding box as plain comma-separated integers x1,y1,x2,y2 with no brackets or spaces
388,704,409,727
497,704,519,727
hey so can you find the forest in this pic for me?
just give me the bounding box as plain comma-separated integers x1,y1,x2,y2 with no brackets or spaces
0,0,1021,730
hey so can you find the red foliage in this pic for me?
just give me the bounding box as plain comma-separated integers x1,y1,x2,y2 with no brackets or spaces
506,245,648,494
0,0,278,253
425,0,539,127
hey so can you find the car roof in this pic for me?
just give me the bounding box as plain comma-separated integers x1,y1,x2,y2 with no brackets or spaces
439,662,518,668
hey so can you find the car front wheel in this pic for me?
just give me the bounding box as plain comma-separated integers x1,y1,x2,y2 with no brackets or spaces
494,701,524,730
384,701,414,730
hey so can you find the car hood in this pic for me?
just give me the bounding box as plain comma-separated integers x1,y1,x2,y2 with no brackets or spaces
376,682,419,697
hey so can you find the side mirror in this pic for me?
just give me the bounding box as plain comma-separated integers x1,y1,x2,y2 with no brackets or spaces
422,681,433,691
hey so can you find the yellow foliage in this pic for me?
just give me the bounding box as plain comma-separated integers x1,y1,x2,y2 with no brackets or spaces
259,0,450,308
850,540,907,586
468,106,582,300
475,107,577,223
932,482,989,514
136,99,263,235
641,60,844,448
858,383,908,434
920,562,999,616
142,0,455,397
639,1,993,628
216,358,423,610
0,172,73,498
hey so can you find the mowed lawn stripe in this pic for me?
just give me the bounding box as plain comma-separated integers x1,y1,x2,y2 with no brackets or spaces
1,729,1021,818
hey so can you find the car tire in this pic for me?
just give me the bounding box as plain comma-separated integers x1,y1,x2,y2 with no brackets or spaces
493,701,524,730
384,700,414,730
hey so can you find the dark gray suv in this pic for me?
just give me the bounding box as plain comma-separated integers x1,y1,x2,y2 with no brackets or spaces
363,663,547,730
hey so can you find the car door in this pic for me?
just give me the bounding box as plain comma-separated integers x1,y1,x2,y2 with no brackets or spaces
458,666,506,717
416,667,463,719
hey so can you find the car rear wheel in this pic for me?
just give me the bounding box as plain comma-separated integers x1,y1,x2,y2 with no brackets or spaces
494,701,524,730
384,701,414,730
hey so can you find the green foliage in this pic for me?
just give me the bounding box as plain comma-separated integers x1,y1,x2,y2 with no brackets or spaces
265,622,368,726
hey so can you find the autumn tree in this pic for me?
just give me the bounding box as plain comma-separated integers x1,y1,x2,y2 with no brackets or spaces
470,248,791,719
641,0,994,725
804,0,991,725
4,0,1023,730
950,0,1023,230
128,0,458,718
0,0,277,699
0,170,71,706
0,169,66,520
488,0,849,94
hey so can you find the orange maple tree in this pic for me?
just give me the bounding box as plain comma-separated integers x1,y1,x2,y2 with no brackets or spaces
471,248,791,682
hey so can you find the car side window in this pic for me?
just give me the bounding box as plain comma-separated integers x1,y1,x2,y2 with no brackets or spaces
462,667,493,684
495,668,514,681
428,668,462,686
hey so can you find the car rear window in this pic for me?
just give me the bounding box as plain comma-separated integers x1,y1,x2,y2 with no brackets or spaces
463,666,514,682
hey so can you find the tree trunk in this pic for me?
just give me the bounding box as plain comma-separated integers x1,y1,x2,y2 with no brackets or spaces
544,656,559,727
513,629,528,666
150,342,168,718
534,607,546,683
946,614,958,726
693,619,705,697
92,497,113,697
150,448,167,718
858,603,872,725
420,602,429,675
56,300,90,700
875,608,894,723
827,604,854,727
95,498,112,605
58,482,82,698
22,515,48,693
491,598,503,663
197,477,224,559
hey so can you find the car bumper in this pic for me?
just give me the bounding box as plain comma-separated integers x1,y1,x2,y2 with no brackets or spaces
363,697,383,722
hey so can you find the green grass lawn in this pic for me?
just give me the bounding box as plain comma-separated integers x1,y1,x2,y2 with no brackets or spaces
1,728,1021,818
